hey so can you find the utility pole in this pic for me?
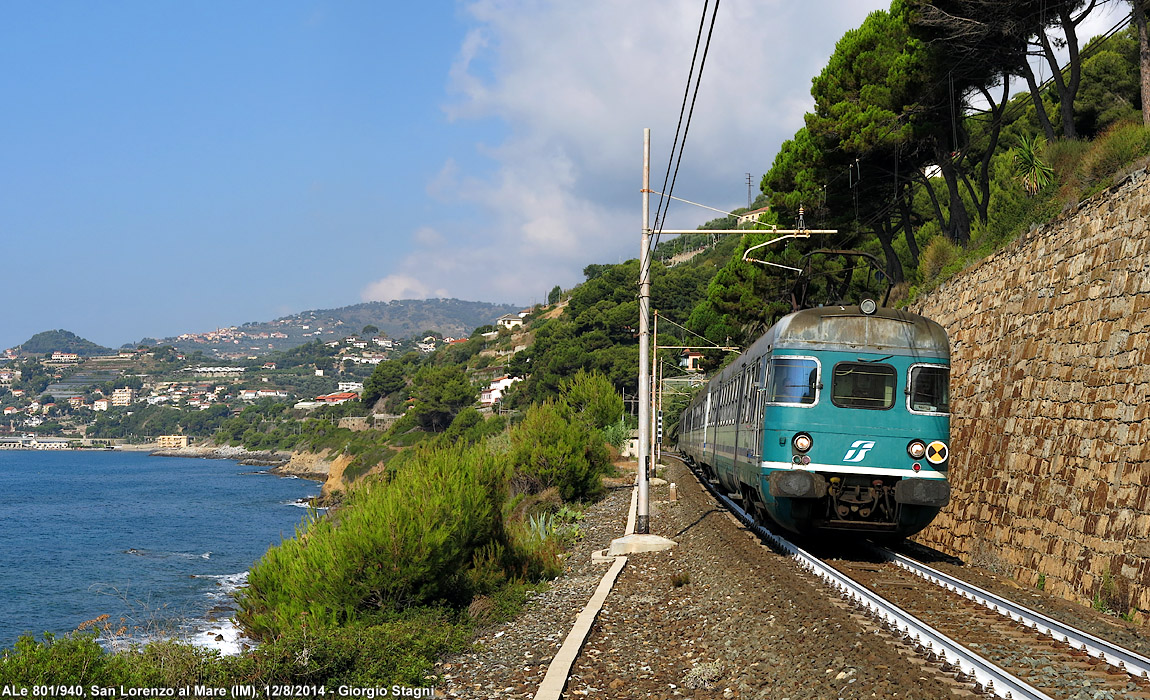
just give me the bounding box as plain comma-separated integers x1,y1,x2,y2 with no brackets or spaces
746,172,753,209
627,129,834,548
637,128,652,535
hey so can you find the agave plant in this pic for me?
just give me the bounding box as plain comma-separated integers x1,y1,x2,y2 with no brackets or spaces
1014,134,1054,196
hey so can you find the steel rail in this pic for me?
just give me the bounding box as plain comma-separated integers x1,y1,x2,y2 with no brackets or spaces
878,547,1150,680
682,457,1055,700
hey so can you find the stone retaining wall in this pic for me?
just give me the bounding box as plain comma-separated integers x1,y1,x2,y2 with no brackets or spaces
911,170,1150,615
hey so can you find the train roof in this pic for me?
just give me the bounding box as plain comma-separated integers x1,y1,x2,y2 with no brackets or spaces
751,304,949,360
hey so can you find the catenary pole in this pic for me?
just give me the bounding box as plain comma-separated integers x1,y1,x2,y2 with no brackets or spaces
636,131,834,536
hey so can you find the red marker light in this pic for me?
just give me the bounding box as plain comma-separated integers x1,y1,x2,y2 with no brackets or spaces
913,463,921,472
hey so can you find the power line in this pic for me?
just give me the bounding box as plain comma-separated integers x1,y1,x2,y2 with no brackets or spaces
650,1,711,247
650,0,722,259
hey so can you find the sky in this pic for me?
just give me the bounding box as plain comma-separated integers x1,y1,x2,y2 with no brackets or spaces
0,1,1128,351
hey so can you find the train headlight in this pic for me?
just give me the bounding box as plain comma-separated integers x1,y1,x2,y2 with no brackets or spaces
907,440,927,460
793,433,812,453
860,298,878,315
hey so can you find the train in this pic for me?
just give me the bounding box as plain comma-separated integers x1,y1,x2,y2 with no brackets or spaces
677,300,951,540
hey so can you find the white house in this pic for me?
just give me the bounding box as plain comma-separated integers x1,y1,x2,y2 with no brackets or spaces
496,314,523,330
736,205,771,227
480,375,522,406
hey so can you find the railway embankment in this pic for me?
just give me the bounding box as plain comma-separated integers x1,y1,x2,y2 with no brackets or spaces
911,166,1150,617
442,460,977,698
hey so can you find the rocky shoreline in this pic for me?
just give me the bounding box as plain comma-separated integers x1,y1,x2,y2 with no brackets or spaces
149,444,332,481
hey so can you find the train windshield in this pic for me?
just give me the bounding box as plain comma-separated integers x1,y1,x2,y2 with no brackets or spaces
909,364,950,413
766,357,818,404
832,362,897,410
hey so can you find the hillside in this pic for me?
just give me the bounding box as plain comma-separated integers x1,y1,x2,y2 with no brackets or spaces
132,298,522,358
15,330,112,357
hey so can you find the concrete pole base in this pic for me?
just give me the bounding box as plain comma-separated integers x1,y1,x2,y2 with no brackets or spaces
606,533,677,556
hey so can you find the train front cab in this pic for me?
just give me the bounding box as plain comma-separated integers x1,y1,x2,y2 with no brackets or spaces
754,309,952,540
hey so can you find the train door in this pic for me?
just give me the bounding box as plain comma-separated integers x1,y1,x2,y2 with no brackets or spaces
753,358,767,459
699,390,708,466
745,360,764,463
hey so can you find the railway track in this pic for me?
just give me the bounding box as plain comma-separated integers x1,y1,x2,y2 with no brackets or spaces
679,455,1150,700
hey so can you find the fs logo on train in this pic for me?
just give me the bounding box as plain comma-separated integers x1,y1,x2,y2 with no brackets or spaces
842,440,876,462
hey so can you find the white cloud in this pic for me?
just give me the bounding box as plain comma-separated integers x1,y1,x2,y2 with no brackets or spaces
361,274,450,302
413,226,445,247
372,1,890,303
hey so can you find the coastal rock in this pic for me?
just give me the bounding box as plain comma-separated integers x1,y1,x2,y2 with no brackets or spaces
151,445,289,465
275,450,335,480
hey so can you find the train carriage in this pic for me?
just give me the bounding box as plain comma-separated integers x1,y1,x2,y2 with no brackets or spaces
678,301,951,539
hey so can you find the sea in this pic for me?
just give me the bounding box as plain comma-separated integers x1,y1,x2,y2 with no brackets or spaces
0,449,320,653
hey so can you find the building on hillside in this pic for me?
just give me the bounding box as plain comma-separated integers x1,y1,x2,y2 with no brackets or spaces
111,388,136,406
680,351,704,372
480,375,522,406
736,205,771,227
67,396,85,408
496,314,523,330
156,435,189,449
239,389,288,401
315,392,358,405
92,398,111,411
337,381,364,394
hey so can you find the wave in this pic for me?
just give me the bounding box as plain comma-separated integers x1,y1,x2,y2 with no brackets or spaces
285,498,326,511
124,548,211,560
175,572,252,655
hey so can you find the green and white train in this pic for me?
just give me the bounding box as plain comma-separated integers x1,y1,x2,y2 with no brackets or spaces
678,301,952,539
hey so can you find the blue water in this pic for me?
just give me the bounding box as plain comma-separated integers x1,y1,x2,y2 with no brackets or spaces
0,450,319,650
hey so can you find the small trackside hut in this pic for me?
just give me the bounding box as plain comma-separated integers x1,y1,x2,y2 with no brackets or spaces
678,301,951,539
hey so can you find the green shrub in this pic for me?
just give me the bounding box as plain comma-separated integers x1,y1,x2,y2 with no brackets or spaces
443,407,506,445
237,443,507,638
1080,121,1150,190
600,416,632,450
559,370,624,429
508,401,609,502
917,236,960,284
246,611,468,685
0,632,125,685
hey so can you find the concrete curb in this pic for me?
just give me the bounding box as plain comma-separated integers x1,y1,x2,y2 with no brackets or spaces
533,479,640,699
532,555,627,700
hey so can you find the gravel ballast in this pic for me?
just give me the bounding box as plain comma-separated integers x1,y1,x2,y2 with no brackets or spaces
439,457,1150,698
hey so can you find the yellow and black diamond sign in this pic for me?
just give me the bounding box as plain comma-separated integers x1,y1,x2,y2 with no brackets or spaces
926,440,948,465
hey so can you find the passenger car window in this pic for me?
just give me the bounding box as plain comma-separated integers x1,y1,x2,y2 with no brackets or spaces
766,357,818,405
832,362,896,410
909,365,950,413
